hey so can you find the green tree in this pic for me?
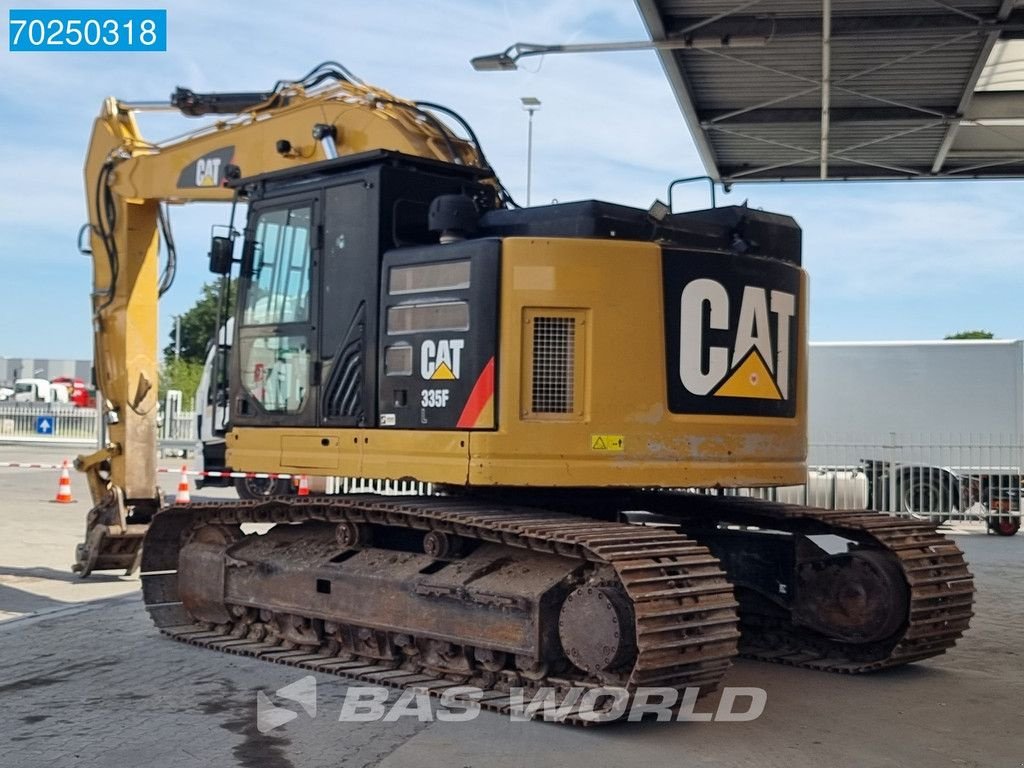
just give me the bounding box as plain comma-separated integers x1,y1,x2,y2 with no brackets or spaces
160,279,234,409
164,279,235,363
159,358,204,410
944,330,994,340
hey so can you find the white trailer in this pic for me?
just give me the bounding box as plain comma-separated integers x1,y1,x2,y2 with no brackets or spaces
792,340,1023,535
808,340,1024,458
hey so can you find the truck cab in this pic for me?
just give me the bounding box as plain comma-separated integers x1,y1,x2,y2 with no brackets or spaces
194,320,232,490
13,378,70,404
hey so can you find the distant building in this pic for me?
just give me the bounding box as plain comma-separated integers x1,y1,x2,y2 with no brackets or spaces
0,357,92,385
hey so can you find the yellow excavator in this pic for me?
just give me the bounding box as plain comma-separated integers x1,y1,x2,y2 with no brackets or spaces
74,62,973,722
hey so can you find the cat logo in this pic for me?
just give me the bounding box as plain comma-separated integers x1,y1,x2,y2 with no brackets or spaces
663,251,801,418
195,157,222,187
680,279,795,400
421,339,464,380
176,146,235,189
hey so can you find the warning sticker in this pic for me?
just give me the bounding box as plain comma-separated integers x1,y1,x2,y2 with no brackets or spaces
591,434,624,451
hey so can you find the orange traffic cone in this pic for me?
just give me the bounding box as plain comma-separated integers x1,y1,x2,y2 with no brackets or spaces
297,474,310,497
54,459,74,503
175,465,191,504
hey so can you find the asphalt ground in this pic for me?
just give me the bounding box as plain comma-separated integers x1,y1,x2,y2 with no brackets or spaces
0,443,1021,768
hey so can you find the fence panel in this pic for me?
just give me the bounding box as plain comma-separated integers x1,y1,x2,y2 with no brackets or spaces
743,432,1023,524
0,404,197,445
161,411,197,441
0,405,100,441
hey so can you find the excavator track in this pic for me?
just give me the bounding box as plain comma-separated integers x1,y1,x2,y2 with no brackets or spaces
139,492,973,723
644,494,975,673
140,496,741,724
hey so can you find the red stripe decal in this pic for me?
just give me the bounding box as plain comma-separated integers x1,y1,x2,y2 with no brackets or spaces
457,357,495,429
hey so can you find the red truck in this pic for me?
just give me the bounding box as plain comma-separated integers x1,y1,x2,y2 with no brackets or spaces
50,377,96,408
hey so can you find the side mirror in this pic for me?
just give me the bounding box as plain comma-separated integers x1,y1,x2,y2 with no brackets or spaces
208,236,234,275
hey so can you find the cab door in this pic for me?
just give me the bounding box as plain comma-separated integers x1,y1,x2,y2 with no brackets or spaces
318,179,376,427
232,194,319,428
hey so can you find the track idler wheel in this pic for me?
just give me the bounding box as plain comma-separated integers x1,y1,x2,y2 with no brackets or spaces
558,583,637,676
793,550,909,644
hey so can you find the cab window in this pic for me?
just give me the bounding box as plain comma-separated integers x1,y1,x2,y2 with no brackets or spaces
242,205,312,326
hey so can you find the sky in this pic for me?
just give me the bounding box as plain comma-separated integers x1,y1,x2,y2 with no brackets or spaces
0,0,1022,361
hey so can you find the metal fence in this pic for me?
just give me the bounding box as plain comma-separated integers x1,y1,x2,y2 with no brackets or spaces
161,410,197,442
722,432,1023,524
0,404,198,445
0,404,101,441
326,477,433,496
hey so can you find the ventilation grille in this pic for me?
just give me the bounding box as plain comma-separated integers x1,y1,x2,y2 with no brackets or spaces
531,316,576,413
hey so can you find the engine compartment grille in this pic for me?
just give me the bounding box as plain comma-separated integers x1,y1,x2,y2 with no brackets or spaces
531,316,576,414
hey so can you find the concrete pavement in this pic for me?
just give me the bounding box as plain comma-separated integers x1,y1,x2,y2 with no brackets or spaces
0,444,232,621
0,444,1021,767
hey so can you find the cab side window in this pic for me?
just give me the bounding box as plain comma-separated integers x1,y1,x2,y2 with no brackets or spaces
243,205,312,325
239,204,312,414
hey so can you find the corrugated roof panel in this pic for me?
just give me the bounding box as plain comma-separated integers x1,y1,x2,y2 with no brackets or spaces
638,0,1024,181
656,0,1002,19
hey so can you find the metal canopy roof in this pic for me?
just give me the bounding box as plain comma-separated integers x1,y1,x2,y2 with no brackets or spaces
637,0,1024,182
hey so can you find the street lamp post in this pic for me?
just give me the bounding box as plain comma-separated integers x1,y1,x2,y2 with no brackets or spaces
521,96,541,206
471,36,771,72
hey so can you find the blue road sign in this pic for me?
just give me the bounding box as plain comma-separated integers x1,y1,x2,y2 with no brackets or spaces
35,415,54,435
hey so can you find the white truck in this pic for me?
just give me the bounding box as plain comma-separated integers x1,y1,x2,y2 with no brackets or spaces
796,339,1023,535
13,378,71,404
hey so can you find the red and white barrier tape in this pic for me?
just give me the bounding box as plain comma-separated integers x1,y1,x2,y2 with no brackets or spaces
187,470,296,480
0,462,67,470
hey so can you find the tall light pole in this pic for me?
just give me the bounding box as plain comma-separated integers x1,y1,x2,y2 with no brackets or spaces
521,97,541,206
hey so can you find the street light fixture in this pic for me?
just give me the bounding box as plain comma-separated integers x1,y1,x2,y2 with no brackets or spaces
521,97,541,206
470,35,769,71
